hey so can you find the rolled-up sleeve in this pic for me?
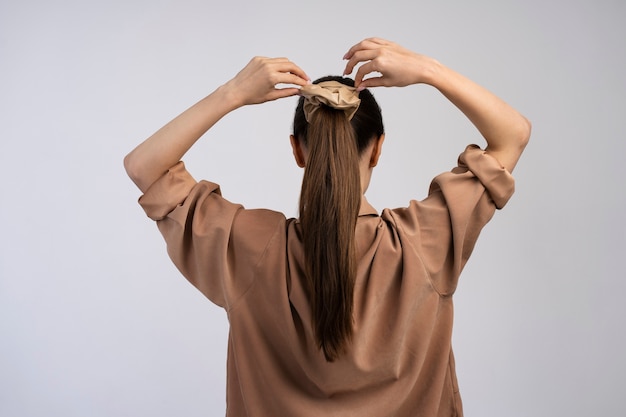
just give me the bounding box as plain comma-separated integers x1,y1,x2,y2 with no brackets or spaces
395,145,515,296
139,162,197,220
138,162,243,308
454,144,515,209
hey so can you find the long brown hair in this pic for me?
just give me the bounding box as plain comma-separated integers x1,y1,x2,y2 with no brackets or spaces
293,76,384,361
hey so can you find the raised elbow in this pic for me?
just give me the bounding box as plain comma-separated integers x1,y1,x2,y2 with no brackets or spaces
518,116,532,148
485,115,531,172
123,152,136,181
123,151,145,190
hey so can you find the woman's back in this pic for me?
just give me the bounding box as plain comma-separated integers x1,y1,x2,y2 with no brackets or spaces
138,143,514,416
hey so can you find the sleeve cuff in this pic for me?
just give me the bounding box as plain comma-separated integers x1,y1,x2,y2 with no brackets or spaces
457,145,515,209
138,161,197,220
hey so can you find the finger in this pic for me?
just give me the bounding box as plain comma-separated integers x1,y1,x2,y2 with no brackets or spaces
343,49,379,75
343,40,370,60
355,76,385,91
267,87,301,101
272,60,310,84
269,64,310,86
353,60,381,86
342,37,387,60
273,72,310,87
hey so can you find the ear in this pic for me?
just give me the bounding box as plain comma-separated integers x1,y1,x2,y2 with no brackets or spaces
369,134,385,167
290,135,306,168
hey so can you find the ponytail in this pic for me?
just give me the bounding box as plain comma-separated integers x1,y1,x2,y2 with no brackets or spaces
293,76,384,362
299,106,360,361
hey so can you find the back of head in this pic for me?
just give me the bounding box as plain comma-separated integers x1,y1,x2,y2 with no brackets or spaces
293,76,384,153
293,76,384,361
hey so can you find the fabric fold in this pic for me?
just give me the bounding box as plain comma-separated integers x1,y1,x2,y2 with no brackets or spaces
456,144,515,209
138,161,197,220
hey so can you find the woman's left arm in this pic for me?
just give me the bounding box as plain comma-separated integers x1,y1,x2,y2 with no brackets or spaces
124,57,309,193
343,38,531,172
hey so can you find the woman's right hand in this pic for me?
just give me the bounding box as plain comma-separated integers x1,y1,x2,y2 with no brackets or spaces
223,57,310,107
342,38,439,91
125,56,309,193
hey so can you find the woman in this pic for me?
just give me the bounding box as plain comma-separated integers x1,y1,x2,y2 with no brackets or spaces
125,38,530,416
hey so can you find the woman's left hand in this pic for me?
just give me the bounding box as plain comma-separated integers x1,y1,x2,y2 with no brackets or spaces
342,38,437,91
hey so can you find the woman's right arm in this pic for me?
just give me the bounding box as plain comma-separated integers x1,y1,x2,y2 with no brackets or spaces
124,57,309,193
342,38,530,172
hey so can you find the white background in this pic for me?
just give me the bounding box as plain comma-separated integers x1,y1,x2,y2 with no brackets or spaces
1,0,624,415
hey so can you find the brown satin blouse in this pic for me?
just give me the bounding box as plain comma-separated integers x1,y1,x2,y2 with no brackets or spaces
138,144,515,417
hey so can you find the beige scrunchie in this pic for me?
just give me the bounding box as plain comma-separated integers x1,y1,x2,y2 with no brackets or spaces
300,81,361,122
